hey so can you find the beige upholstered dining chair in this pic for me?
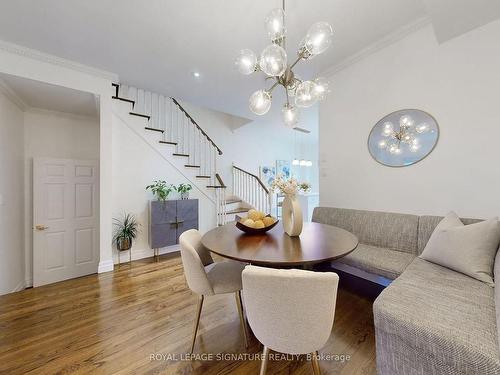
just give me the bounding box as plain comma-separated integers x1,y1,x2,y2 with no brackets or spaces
242,265,339,375
179,229,248,353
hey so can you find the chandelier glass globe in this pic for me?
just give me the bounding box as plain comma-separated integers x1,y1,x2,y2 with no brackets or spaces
303,22,333,56
264,8,286,41
378,140,388,149
402,133,414,144
388,143,402,155
400,115,414,129
249,90,272,115
235,49,257,75
259,44,287,77
410,142,421,153
382,122,394,137
312,77,329,101
282,104,299,128
416,123,430,133
295,81,317,108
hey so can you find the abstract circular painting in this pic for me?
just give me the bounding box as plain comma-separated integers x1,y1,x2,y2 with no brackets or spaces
368,109,439,167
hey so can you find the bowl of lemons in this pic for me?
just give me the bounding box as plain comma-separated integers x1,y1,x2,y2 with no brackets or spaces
235,209,279,234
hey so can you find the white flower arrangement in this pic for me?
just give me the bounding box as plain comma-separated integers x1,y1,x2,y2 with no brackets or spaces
270,175,312,196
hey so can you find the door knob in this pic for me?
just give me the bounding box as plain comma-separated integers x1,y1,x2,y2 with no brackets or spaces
35,225,49,231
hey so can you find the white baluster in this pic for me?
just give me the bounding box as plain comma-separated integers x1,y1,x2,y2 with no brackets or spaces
137,89,145,114
128,86,137,104
151,92,158,129
158,95,165,136
166,98,172,142
145,91,152,117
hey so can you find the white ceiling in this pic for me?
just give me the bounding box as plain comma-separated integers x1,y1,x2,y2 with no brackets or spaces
0,0,497,121
0,0,428,119
0,73,98,117
422,0,500,43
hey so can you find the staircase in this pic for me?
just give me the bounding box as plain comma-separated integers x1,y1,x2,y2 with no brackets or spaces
111,83,227,225
111,83,273,226
229,165,272,220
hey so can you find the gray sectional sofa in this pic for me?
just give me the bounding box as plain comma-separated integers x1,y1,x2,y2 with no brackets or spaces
312,207,500,375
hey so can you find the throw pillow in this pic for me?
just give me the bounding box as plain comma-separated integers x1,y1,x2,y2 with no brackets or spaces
420,211,500,286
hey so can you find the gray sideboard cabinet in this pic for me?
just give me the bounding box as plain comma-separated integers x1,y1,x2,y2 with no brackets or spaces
149,199,199,259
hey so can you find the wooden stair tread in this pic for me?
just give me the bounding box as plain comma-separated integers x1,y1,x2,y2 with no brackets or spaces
173,153,189,157
196,175,211,178
159,140,177,145
225,208,250,214
225,199,242,204
184,165,200,168
130,112,151,120
112,96,135,107
144,127,163,133
206,185,226,189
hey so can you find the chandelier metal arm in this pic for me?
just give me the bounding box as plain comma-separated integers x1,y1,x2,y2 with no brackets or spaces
268,80,280,93
289,53,304,70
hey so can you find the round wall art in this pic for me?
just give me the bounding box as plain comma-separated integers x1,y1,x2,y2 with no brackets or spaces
367,109,439,167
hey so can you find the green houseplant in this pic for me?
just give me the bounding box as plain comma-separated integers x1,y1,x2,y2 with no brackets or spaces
146,180,174,201
112,213,140,251
176,183,193,200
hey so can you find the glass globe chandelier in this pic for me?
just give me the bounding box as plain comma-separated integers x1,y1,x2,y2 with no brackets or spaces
378,114,430,154
235,0,333,127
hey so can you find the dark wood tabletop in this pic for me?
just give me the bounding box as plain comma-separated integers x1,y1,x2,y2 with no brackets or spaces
201,222,358,267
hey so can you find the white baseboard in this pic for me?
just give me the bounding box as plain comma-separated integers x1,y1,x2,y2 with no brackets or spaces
98,259,114,273
114,245,180,264
12,280,26,293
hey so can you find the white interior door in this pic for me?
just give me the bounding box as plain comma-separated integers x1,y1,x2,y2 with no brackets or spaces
33,157,99,287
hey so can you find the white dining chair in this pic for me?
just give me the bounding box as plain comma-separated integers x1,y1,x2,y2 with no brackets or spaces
179,229,248,353
242,265,339,375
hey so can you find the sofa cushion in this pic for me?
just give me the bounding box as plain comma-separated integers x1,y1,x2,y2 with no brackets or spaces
374,257,500,374
312,207,419,254
417,215,482,255
333,243,415,280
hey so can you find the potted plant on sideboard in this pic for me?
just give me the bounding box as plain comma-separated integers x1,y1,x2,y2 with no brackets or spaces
146,180,175,201
176,183,193,200
112,213,140,265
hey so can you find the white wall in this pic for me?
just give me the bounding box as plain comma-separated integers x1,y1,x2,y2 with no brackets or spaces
23,109,99,285
319,20,500,218
0,90,25,294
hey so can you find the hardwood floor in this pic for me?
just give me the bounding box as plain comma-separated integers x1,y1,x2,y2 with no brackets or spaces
0,254,377,375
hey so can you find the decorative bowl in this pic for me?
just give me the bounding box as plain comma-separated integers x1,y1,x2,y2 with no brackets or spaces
235,215,279,234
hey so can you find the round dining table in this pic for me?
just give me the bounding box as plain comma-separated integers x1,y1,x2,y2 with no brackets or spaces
201,221,358,267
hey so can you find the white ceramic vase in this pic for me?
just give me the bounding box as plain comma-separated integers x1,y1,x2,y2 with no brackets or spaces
282,194,303,236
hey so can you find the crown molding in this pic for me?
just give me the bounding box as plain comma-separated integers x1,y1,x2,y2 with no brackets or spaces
322,16,432,77
0,78,27,110
0,39,119,82
25,107,99,122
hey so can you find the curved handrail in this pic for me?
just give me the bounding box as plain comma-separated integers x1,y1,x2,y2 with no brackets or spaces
233,165,269,194
171,98,223,155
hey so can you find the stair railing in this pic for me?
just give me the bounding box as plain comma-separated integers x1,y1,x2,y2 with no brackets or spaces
215,174,227,226
114,84,227,225
232,165,271,214
117,84,224,188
